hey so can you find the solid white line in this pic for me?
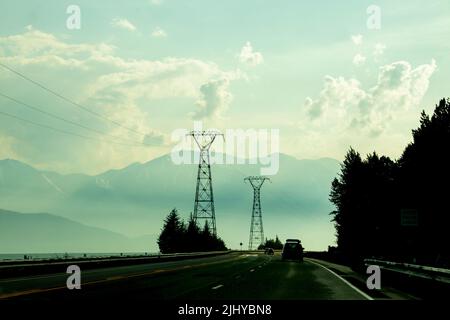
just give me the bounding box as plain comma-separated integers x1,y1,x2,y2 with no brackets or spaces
307,259,374,300
212,284,224,290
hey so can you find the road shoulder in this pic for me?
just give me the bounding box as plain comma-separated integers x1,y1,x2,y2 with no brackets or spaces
306,258,417,300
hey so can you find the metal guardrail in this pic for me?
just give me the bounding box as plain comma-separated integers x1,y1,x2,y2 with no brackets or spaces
364,258,450,284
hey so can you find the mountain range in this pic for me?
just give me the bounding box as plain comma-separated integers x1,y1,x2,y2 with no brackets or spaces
0,209,156,253
0,153,340,252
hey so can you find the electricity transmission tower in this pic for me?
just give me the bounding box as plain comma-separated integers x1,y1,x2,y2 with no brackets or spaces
188,130,224,236
245,176,271,250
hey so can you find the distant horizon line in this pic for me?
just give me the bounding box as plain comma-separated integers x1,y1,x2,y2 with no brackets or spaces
0,152,341,177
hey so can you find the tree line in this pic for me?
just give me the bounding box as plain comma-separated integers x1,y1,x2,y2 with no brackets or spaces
330,98,450,268
258,236,283,250
158,209,227,253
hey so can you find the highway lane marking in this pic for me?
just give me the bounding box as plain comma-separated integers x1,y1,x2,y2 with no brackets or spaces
0,266,171,284
0,263,172,284
0,255,246,299
106,275,124,281
0,254,247,284
250,269,255,272
0,286,68,299
0,268,188,299
0,273,67,283
211,284,223,290
306,259,374,300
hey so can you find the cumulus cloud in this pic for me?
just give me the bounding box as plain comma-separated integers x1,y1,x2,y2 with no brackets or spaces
111,18,136,31
0,28,235,104
151,27,167,38
353,54,366,66
0,28,115,69
238,42,263,67
305,60,437,136
306,77,366,120
374,43,386,59
192,78,233,119
0,28,240,173
351,34,363,45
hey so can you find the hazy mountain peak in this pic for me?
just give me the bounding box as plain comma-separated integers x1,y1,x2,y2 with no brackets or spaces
0,154,340,251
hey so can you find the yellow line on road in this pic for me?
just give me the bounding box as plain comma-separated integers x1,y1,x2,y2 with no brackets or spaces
0,254,248,299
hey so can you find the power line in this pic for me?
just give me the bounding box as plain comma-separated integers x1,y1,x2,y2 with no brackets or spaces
0,62,149,137
0,109,148,147
0,92,148,146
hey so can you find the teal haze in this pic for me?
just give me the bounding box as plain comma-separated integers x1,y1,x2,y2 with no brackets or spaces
0,154,339,252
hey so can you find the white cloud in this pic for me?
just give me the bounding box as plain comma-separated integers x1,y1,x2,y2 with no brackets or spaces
151,27,167,38
190,70,243,120
192,78,233,119
305,76,366,120
351,34,363,45
0,28,115,67
353,53,366,66
374,43,386,59
0,28,241,174
0,28,235,104
111,18,136,32
238,42,263,67
305,60,437,136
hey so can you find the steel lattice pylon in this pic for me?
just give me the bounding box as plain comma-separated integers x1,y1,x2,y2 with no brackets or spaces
245,176,270,250
188,130,223,236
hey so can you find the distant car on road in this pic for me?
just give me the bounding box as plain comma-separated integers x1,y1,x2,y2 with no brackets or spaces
264,248,274,255
282,239,303,262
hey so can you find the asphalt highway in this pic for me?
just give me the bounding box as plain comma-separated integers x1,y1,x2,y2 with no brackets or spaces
0,252,371,301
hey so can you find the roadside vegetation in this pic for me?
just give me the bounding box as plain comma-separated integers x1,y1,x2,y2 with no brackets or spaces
158,209,227,253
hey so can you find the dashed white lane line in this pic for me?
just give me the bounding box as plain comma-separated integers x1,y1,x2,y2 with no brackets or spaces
250,269,255,272
307,259,374,300
212,284,224,290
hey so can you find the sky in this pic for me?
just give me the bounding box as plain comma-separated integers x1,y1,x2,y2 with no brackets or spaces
0,0,449,175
